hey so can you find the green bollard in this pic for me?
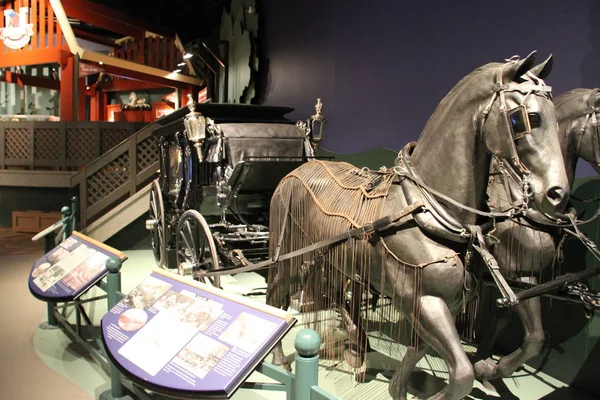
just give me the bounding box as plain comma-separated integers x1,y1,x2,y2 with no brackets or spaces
105,257,125,399
61,206,71,241
294,329,321,400
71,196,78,232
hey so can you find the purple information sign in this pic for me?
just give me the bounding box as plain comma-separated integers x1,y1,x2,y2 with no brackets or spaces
101,270,295,399
28,232,127,302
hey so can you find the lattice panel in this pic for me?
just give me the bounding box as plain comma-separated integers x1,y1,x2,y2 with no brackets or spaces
34,128,61,160
5,128,30,159
101,128,131,153
67,128,96,161
87,152,130,206
137,136,158,170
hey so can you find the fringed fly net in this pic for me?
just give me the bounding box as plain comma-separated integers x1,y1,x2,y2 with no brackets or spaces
268,160,424,362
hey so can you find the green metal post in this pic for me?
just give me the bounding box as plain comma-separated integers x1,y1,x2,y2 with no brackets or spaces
294,329,321,400
44,231,58,327
61,206,71,241
71,196,78,232
106,257,125,399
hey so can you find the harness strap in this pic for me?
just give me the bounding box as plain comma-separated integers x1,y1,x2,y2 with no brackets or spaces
469,224,519,306
192,201,425,279
393,164,518,220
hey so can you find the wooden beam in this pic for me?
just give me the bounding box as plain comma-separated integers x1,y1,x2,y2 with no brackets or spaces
60,55,76,121
78,77,86,121
97,78,167,92
60,2,144,39
0,71,60,90
60,0,175,38
100,63,193,90
0,47,67,69
72,27,115,47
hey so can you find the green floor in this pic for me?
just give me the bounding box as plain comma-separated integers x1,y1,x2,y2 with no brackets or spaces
32,250,597,400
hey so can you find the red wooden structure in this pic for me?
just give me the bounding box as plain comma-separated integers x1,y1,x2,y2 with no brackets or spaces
0,0,204,121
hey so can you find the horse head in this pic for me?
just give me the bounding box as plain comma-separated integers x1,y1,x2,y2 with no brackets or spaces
480,51,569,215
555,88,600,178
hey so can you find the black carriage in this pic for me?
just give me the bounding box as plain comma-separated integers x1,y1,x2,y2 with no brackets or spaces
146,99,324,285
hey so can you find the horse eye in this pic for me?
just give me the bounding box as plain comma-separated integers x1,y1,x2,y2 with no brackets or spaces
528,113,541,128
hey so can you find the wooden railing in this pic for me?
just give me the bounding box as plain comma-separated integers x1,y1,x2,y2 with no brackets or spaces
110,37,186,73
1,0,65,54
0,121,145,170
69,122,160,228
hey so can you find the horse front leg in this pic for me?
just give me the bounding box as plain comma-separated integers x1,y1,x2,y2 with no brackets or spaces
481,276,544,381
390,295,474,400
389,338,429,400
473,307,513,384
340,279,371,381
266,266,292,370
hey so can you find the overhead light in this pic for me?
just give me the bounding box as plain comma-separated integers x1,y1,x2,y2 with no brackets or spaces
173,68,182,73
86,86,90,90
99,61,103,65
183,53,193,59
178,62,186,67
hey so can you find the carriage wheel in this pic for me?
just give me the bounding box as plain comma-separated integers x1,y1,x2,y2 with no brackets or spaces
175,210,221,287
148,179,166,269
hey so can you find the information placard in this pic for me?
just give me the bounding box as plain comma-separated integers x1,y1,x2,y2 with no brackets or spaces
28,231,127,302
101,269,296,399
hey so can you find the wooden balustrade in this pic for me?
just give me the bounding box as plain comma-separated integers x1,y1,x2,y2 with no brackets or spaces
110,36,185,73
0,121,145,170
0,0,65,54
69,122,159,228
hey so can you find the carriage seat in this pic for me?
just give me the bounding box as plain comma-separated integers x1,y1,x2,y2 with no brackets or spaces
218,123,307,166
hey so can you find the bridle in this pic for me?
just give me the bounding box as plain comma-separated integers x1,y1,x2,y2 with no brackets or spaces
480,58,553,211
575,88,600,169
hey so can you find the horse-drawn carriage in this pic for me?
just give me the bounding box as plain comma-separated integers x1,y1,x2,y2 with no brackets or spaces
146,99,325,286
144,53,600,400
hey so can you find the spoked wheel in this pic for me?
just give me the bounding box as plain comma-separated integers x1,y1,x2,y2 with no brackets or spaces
175,210,221,287
147,179,166,269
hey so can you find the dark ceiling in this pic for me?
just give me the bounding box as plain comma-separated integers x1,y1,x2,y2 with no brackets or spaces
90,0,226,43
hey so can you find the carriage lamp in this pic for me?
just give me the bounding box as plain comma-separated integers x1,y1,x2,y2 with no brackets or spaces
309,98,326,146
184,94,207,143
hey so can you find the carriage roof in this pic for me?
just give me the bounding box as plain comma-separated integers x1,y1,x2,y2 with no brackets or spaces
152,103,297,138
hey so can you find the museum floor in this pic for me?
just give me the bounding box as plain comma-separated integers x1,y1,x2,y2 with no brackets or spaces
1,242,598,400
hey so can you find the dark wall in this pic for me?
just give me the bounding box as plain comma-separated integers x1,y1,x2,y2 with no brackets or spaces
0,187,77,227
260,0,600,176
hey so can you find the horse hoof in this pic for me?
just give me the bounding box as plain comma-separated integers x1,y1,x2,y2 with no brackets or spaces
473,360,487,380
344,348,365,369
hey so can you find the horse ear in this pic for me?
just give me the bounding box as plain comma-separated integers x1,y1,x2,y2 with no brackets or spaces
503,51,537,82
529,54,554,80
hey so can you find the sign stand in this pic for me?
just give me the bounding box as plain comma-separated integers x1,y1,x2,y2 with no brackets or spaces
30,200,337,400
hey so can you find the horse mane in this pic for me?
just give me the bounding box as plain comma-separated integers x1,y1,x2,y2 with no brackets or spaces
554,88,591,121
554,88,590,108
420,62,501,135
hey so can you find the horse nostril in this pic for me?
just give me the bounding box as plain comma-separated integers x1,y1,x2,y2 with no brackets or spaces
546,186,565,205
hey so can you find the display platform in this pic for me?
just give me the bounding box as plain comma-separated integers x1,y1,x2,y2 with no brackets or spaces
101,269,296,399
28,231,127,302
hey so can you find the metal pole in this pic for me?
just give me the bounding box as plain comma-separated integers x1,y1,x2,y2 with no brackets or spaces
71,196,78,232
44,231,58,327
106,257,125,399
294,329,321,400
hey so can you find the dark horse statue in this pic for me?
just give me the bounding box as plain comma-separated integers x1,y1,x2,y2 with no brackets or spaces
473,87,600,387
266,52,569,400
